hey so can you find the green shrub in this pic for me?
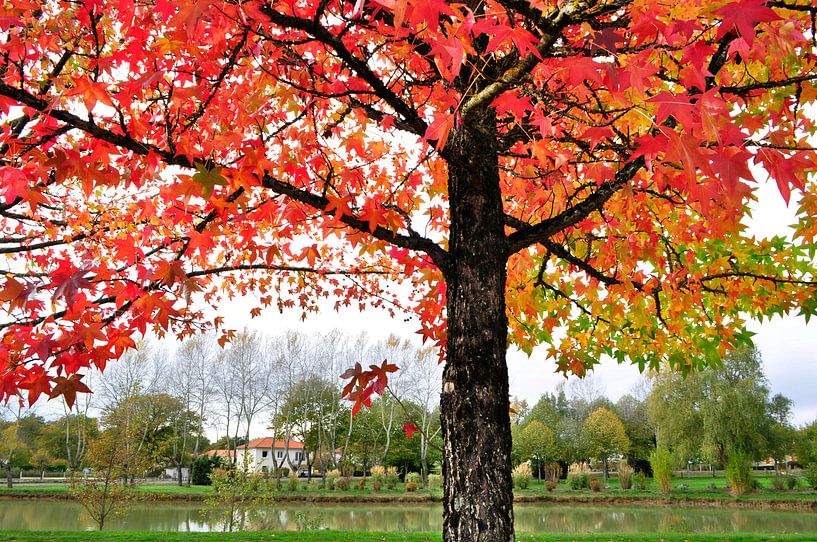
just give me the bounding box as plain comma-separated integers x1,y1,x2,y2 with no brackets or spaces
649,447,673,494
370,465,386,487
287,471,300,492
786,475,799,490
513,463,532,490
545,480,557,492
617,461,634,490
385,466,399,490
772,474,786,491
804,463,817,490
567,463,591,490
725,452,753,496
632,472,648,490
325,469,340,490
405,472,421,485
191,455,222,486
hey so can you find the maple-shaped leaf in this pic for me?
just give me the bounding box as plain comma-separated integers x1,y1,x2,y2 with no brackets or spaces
192,162,228,197
403,422,418,439
715,0,780,43
51,265,93,305
48,373,92,409
17,366,51,406
425,113,455,151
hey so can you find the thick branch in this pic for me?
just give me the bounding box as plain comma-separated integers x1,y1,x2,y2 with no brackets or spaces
507,156,645,253
261,174,450,270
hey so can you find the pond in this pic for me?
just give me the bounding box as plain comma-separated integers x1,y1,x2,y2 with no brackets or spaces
1,500,816,534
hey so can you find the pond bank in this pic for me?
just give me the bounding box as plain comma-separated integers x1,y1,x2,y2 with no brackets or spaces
2,487,816,511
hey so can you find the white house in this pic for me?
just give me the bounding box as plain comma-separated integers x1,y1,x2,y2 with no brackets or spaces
204,438,306,474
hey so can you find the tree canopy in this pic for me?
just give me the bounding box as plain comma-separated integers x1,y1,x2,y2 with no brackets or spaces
2,0,817,540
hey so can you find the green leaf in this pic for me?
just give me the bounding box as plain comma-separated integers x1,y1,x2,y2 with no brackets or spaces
192,162,227,197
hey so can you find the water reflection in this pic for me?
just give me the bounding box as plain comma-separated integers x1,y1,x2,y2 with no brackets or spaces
0,500,815,534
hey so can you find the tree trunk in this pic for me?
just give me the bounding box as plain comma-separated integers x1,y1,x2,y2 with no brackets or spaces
440,117,514,542
4,464,12,488
603,457,608,482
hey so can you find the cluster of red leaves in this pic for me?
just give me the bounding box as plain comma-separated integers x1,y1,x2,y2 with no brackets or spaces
0,0,815,408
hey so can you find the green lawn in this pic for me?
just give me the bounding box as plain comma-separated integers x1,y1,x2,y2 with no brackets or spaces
0,532,815,542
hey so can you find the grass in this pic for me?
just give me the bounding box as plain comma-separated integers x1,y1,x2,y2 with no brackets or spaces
0,532,816,542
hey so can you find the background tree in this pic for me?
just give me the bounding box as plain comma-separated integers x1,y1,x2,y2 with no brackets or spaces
2,2,817,540
581,407,630,482
30,448,52,480
0,424,24,488
516,421,557,480
649,347,788,471
614,391,655,473
71,430,134,531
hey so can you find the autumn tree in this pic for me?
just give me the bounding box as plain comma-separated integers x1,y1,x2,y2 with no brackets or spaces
2,1,817,540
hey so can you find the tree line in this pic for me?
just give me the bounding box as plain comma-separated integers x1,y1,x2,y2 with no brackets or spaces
511,346,812,483
2,342,815,489
0,330,443,487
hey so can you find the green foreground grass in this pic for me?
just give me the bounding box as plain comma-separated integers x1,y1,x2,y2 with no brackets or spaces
0,532,815,542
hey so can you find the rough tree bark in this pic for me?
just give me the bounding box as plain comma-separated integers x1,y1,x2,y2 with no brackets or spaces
440,112,515,542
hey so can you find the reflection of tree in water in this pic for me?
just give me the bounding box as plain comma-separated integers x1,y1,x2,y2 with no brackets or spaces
2,500,817,534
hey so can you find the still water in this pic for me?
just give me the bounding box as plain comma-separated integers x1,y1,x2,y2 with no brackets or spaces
1,500,816,534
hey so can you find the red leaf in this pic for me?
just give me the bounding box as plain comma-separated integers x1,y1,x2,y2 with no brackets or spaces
715,0,780,44
403,422,418,439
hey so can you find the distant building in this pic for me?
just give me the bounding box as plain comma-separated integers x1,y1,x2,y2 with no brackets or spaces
204,438,306,474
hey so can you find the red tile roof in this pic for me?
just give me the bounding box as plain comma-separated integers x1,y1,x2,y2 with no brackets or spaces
243,438,304,450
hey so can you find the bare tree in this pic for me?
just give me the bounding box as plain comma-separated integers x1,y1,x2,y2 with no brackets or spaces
166,336,217,485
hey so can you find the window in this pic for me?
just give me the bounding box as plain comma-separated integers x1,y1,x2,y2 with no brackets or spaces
296,452,304,462
262,451,268,458
277,451,283,458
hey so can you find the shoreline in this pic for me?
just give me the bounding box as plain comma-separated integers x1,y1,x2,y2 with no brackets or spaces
2,489,816,511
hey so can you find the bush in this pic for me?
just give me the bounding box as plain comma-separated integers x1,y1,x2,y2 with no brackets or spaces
326,469,340,490
334,477,350,491
191,455,223,486
427,474,442,489
357,476,367,490
632,472,648,490
649,447,673,494
372,479,382,492
405,481,417,492
589,478,602,492
617,461,634,490
786,475,799,490
804,463,817,490
287,470,300,492
725,452,753,496
567,463,591,490
772,475,786,491
513,463,532,490
340,461,355,478
545,480,557,492
370,465,386,487
405,472,421,485
385,466,399,490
